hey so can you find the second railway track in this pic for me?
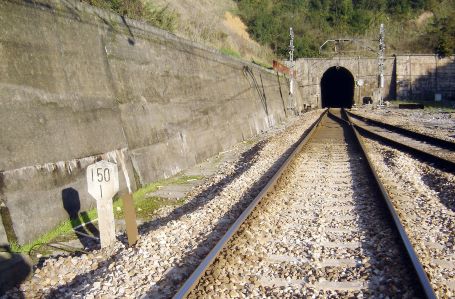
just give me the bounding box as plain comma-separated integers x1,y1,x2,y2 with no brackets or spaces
346,110,455,173
176,109,428,298
348,110,455,298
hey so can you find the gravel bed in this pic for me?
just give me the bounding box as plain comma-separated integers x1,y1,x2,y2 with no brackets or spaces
189,115,420,298
362,137,455,298
353,107,455,142
349,116,455,162
4,110,325,298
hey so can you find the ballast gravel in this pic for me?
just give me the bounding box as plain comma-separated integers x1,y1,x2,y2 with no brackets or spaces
189,112,419,298
354,107,455,142
5,110,325,298
362,137,455,298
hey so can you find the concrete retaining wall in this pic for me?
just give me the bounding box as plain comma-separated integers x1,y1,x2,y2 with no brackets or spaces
0,0,300,244
396,55,455,101
296,55,455,107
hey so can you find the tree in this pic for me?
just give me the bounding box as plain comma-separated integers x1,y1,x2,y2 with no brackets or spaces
433,17,455,56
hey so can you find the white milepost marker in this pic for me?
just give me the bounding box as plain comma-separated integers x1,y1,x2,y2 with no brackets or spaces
87,160,119,248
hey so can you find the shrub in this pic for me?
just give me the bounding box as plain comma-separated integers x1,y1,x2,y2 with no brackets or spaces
82,0,178,32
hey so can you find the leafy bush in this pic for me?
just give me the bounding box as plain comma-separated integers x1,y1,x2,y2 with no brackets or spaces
235,0,454,57
82,0,178,32
143,3,178,32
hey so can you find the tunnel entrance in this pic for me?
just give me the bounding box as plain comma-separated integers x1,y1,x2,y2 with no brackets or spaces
320,66,355,108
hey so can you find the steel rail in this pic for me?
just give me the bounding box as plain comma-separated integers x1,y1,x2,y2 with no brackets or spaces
330,109,436,299
343,112,455,174
346,110,455,151
173,110,328,299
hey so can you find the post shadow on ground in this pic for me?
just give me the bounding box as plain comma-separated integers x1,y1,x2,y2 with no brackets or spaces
144,122,322,298
0,245,31,298
45,139,268,297
137,140,267,236
421,173,455,213
62,188,100,250
45,113,323,297
408,163,455,249
421,170,455,253
332,112,424,297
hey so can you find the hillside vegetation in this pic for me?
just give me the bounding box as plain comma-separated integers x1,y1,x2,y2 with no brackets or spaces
83,0,454,60
151,0,274,64
83,0,178,31
82,0,275,64
235,0,455,57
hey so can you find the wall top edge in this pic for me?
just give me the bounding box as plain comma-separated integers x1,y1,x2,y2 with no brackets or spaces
4,0,277,75
297,54,454,60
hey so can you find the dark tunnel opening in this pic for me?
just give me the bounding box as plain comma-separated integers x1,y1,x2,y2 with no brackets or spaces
321,66,355,108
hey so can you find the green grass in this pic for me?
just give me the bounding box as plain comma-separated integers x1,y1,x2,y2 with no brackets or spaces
113,175,200,219
10,175,203,255
9,214,94,254
220,47,241,59
219,49,274,69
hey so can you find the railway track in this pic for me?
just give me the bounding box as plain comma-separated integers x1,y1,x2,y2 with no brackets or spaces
344,110,455,298
345,110,455,173
174,109,439,298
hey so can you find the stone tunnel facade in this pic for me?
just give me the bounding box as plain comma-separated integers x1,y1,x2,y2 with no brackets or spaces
1,0,455,245
296,55,455,108
296,57,395,108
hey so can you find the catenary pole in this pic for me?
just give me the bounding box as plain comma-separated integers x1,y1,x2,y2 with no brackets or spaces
378,23,385,107
288,27,295,113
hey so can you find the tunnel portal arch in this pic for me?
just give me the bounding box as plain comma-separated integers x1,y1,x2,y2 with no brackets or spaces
320,66,355,108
